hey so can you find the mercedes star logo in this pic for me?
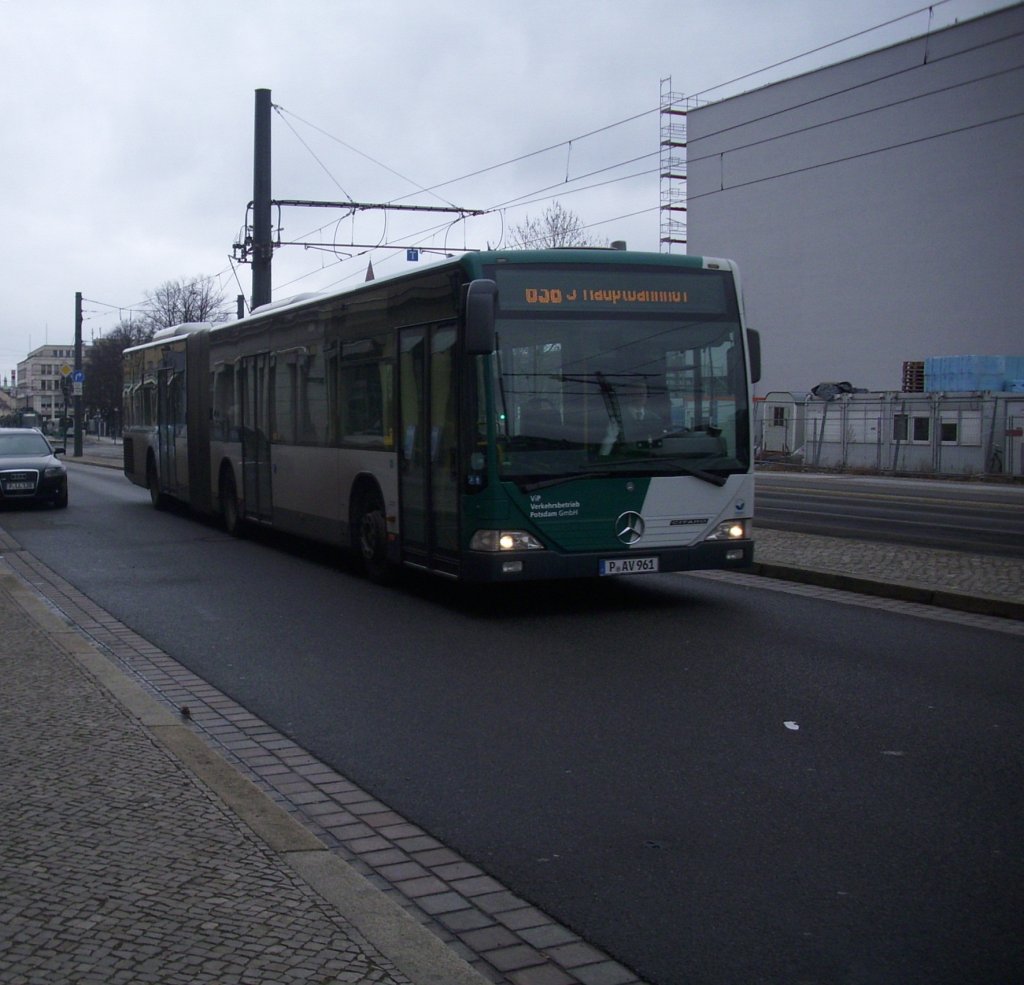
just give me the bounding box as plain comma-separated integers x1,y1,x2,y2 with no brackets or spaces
615,511,645,545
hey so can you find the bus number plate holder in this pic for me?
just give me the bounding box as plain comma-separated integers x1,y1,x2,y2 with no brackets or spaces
600,557,659,575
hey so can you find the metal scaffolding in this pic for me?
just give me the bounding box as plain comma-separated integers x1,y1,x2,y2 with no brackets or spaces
659,77,693,253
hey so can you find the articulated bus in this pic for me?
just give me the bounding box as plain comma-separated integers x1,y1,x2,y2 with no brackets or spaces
123,249,760,582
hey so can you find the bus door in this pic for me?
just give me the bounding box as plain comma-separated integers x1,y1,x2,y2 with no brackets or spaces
239,353,273,522
398,324,459,574
156,367,179,494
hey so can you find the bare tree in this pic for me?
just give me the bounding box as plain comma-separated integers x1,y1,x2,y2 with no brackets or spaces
506,201,604,249
140,274,230,331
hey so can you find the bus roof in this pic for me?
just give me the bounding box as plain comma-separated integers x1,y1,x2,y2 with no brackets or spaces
235,249,733,322
122,322,214,355
123,249,737,353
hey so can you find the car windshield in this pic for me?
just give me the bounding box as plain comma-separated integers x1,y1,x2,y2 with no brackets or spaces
0,433,52,457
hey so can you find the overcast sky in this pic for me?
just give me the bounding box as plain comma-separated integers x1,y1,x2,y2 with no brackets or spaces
0,0,1009,379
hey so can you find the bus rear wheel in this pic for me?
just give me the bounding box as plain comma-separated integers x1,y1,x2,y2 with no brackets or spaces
147,459,166,510
219,470,243,537
356,495,391,583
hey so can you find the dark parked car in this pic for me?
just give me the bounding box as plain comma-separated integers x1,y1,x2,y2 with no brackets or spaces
0,428,68,509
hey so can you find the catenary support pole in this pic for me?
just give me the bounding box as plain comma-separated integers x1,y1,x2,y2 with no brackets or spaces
73,292,82,458
252,88,272,310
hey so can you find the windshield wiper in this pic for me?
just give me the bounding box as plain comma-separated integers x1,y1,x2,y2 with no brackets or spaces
519,458,735,493
677,465,728,487
598,457,730,487
521,471,614,492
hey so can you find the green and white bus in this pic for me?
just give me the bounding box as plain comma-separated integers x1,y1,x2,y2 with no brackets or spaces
123,249,760,582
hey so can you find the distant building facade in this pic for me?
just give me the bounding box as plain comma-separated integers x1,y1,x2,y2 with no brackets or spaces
688,3,1024,395
15,344,83,429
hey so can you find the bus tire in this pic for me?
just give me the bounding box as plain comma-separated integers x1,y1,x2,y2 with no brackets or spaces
147,458,166,510
354,492,391,583
219,468,243,537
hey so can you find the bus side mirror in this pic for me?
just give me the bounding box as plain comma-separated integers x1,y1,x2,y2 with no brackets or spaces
746,328,761,384
464,279,497,355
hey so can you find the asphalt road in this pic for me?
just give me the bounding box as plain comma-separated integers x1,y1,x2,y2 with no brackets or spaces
5,462,1022,985
754,470,1024,556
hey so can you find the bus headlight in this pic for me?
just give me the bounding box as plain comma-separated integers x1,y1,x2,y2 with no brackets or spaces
705,519,748,541
470,530,546,552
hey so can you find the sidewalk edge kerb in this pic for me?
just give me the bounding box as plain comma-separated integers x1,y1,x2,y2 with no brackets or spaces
1,569,492,985
748,561,1024,621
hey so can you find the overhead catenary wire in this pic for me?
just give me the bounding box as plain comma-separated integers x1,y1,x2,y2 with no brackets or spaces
267,118,659,270
486,151,659,211
688,109,1024,200
359,0,987,213
689,0,971,100
273,107,356,203
271,121,659,264
684,14,1024,197
495,166,659,214
273,103,463,211
272,161,659,286
687,40,1024,158
275,100,658,210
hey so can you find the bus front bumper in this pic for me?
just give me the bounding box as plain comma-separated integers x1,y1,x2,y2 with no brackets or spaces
459,539,754,582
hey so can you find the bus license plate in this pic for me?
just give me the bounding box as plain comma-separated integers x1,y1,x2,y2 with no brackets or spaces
600,557,659,576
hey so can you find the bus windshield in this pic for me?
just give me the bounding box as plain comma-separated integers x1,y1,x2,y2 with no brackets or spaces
489,312,750,484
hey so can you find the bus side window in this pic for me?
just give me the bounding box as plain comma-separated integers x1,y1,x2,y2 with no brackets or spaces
338,360,391,447
273,356,296,443
299,349,327,445
211,363,236,441
272,348,328,446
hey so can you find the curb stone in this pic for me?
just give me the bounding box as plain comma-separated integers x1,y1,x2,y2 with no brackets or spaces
749,560,1024,621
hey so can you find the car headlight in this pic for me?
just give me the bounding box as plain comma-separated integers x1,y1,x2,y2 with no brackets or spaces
43,466,66,479
705,519,748,541
469,530,546,552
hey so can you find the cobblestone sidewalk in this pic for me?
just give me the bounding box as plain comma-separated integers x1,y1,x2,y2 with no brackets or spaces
752,527,1024,618
0,579,427,985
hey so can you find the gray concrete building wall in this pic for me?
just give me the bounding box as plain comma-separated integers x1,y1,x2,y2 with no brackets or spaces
688,4,1024,396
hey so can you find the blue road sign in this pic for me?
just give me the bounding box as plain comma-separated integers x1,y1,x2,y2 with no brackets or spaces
407,249,420,261
71,370,85,384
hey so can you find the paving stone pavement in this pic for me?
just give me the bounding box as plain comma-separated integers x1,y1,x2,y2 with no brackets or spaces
0,544,644,985
750,526,1024,620
0,573,486,985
